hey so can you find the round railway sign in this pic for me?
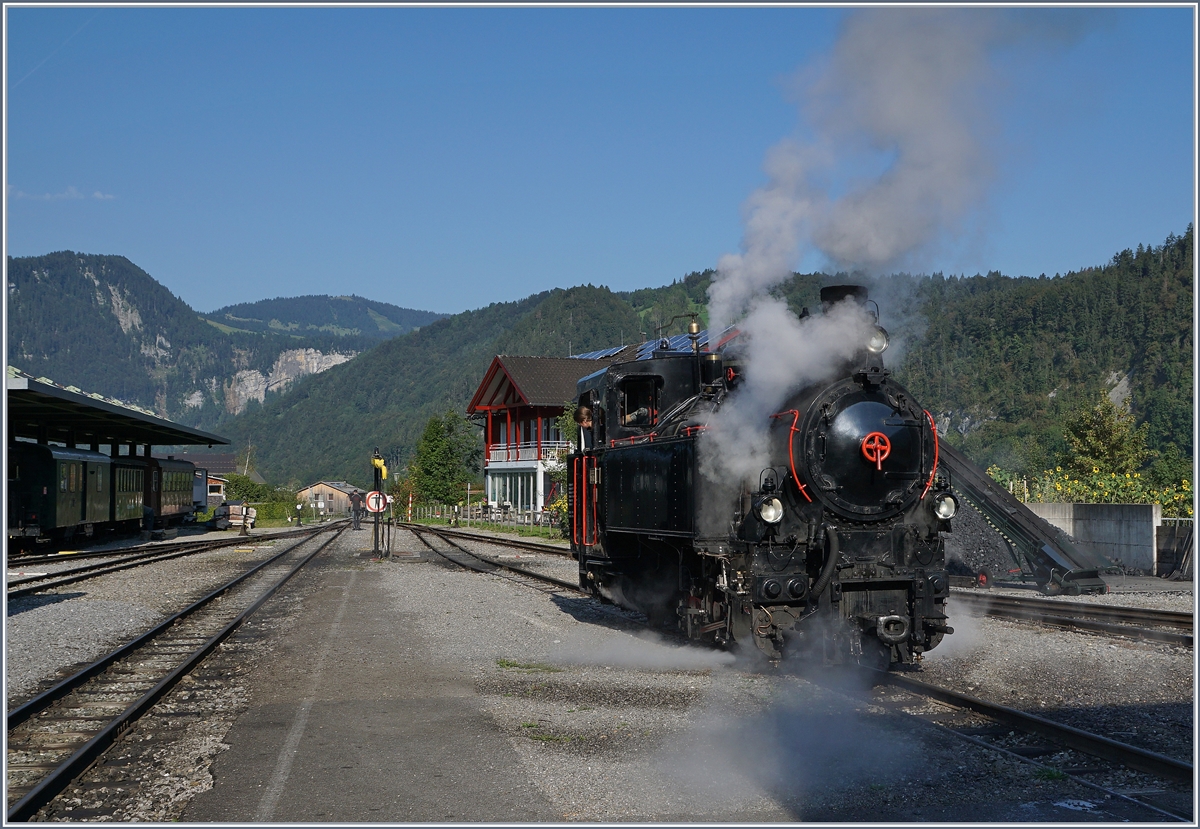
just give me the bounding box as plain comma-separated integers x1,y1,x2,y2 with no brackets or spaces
365,491,387,513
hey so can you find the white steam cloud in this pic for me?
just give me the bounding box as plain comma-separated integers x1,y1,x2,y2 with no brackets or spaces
710,8,1018,330
701,9,1090,491
699,299,875,488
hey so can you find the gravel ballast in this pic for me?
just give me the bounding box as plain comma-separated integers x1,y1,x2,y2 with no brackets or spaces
7,526,1193,822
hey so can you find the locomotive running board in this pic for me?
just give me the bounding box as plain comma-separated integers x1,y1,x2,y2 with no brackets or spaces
938,442,1114,595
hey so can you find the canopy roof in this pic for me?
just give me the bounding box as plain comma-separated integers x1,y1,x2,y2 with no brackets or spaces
6,366,229,448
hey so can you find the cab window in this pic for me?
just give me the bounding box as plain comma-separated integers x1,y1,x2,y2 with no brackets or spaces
619,377,660,428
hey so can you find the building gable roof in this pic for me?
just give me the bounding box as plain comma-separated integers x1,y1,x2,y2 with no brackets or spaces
467,354,627,413
298,480,359,495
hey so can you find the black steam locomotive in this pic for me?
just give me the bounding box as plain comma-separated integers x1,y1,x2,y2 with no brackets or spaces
567,286,957,666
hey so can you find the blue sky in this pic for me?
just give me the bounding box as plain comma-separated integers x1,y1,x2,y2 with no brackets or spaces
4,5,1195,315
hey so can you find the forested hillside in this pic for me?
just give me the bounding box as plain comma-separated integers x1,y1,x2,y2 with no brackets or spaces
202,295,444,342
9,228,1191,493
6,253,364,427
212,286,644,486
891,228,1192,476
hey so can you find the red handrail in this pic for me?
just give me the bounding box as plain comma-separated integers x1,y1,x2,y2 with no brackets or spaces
920,410,939,500
768,410,813,503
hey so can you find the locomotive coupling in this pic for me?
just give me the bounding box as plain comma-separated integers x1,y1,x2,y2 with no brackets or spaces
875,614,910,645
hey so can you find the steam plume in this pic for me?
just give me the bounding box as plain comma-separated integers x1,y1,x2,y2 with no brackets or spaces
710,8,1020,329
701,9,1090,492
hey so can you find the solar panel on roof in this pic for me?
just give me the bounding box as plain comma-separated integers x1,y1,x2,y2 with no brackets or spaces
571,327,736,363
570,345,626,360
632,329,714,360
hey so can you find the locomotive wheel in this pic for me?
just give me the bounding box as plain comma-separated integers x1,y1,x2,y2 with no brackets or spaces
753,633,783,663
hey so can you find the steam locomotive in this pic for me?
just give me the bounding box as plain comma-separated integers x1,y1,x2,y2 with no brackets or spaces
567,286,957,666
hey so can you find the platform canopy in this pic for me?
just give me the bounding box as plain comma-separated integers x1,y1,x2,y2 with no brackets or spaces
6,367,229,448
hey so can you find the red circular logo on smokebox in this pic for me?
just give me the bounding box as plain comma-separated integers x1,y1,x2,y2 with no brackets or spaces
861,432,891,470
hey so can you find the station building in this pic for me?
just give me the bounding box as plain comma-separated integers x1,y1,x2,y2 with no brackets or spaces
466,354,619,515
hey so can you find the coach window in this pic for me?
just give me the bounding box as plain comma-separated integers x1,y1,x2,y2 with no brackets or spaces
619,376,660,428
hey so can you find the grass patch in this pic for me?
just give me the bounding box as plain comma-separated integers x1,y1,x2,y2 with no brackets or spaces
496,658,563,673
1034,767,1068,781
521,722,540,728
527,733,572,743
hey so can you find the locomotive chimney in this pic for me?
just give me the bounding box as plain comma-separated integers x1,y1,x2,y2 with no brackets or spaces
819,284,868,313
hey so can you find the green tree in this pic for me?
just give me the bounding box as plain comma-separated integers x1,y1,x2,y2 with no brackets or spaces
224,473,270,502
409,410,481,504
1061,395,1152,477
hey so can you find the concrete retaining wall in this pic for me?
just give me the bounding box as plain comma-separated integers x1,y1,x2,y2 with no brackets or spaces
1027,503,1162,574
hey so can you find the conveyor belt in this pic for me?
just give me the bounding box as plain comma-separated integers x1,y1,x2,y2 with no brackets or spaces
938,442,1114,595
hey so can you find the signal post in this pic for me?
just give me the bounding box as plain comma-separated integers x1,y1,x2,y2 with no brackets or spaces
369,448,388,557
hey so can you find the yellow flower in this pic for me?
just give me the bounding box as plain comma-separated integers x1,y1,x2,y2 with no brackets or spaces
1056,466,1062,472
1093,467,1099,474
1125,473,1131,478
1055,483,1062,491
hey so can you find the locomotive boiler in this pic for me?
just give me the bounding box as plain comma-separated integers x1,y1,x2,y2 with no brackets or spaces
567,285,957,666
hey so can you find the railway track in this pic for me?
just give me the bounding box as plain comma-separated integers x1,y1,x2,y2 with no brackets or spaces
951,590,1193,648
399,523,572,557
407,523,1194,647
6,525,343,600
406,524,1193,819
5,524,346,821
402,524,582,594
7,524,332,568
855,668,1193,821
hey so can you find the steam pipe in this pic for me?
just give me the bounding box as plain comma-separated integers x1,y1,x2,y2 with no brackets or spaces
810,523,841,600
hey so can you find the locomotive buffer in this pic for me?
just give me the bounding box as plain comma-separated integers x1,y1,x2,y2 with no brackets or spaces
938,442,1114,594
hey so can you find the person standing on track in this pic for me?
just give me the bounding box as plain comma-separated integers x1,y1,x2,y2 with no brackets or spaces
350,489,364,530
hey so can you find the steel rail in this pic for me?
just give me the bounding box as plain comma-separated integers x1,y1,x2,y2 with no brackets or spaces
952,591,1193,647
8,543,251,598
877,671,1193,784
398,522,571,557
7,524,332,567
6,526,345,821
406,525,582,594
7,525,344,600
7,526,336,729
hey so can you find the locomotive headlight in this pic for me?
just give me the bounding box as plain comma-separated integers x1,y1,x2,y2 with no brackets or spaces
756,496,784,524
932,492,958,520
867,326,890,354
